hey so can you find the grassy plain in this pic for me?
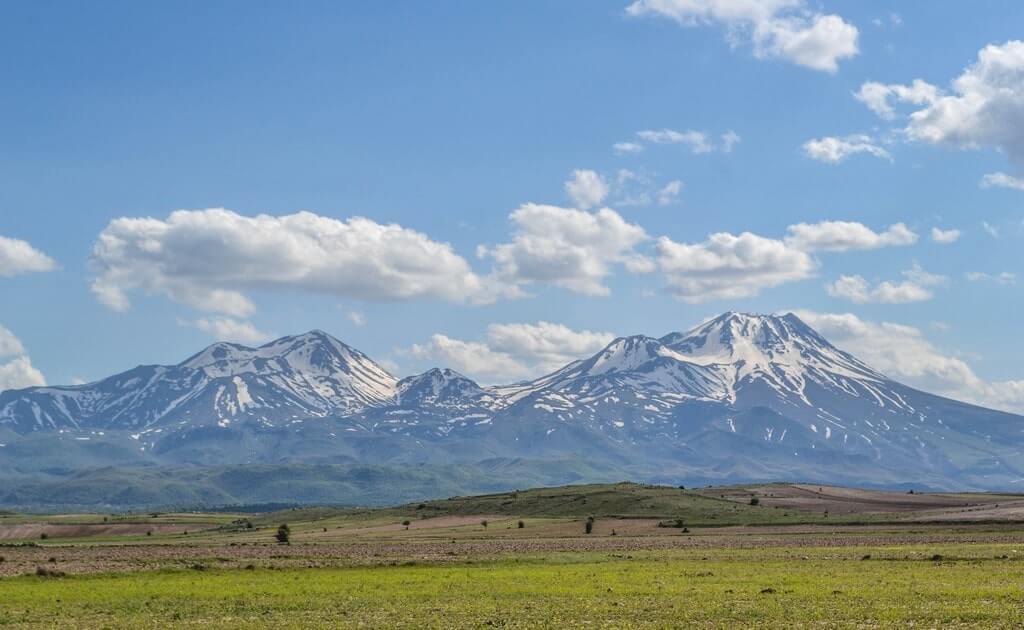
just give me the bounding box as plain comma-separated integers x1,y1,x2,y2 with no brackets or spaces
3,482,1024,628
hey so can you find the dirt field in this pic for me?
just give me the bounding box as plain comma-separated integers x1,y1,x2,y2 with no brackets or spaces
5,522,1024,578
0,521,209,541
707,483,1024,518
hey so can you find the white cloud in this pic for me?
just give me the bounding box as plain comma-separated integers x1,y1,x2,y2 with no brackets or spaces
481,204,650,297
486,321,615,372
631,128,738,154
0,325,45,392
720,130,742,152
826,264,945,304
626,0,859,73
657,180,684,205
966,271,1016,285
609,170,686,208
0,356,46,392
981,221,1000,238
981,172,1024,191
90,209,504,316
613,141,644,154
408,334,527,383
794,310,1024,414
860,41,1024,162
656,231,815,302
0,235,57,278
564,170,610,209
802,135,892,163
0,325,26,357
190,317,272,345
637,129,714,153
784,221,918,252
407,321,616,383
853,80,939,120
930,227,961,244
348,311,367,327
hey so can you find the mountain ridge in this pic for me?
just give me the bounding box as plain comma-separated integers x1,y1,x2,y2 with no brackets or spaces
2,311,1023,495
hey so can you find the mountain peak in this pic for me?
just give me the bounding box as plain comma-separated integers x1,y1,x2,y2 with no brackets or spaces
660,311,883,383
395,367,484,406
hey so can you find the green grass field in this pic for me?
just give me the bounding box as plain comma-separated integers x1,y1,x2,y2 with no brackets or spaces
3,545,1024,628
4,482,1024,627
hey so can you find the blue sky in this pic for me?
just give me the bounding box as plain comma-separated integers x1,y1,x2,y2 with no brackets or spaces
2,1,1024,411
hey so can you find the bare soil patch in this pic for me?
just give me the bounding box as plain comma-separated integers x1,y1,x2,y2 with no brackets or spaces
5,523,1024,578
0,522,207,541
708,483,1019,516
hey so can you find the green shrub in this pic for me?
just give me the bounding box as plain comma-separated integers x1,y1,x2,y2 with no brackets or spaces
275,524,290,544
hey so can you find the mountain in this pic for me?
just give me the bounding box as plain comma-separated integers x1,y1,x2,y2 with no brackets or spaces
2,312,1024,507
0,331,396,433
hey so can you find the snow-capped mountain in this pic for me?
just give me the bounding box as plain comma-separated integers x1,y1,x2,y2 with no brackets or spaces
0,331,397,433
2,313,1023,491
395,368,487,408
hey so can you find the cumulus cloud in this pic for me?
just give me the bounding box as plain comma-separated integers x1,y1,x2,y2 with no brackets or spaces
802,135,891,163
784,221,918,252
0,325,26,357
626,0,859,73
930,227,961,244
564,170,610,209
0,235,57,278
486,321,615,372
408,334,527,383
407,321,616,383
0,325,45,392
826,264,946,304
981,172,1024,191
853,79,939,120
89,209,504,316
0,357,46,392
858,41,1024,164
794,310,1024,414
480,204,650,297
656,231,816,302
189,317,273,345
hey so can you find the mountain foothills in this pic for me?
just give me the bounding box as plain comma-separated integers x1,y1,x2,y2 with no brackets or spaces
2,312,1023,507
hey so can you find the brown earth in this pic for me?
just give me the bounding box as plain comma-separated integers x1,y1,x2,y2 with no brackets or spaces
0,522,210,541
706,483,1024,518
5,523,1024,578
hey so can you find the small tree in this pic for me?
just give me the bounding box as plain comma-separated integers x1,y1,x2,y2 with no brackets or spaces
275,523,291,544
39,532,48,540
517,520,525,529
749,497,760,506
480,520,488,529
585,515,595,535
402,520,411,530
